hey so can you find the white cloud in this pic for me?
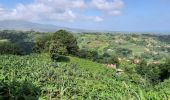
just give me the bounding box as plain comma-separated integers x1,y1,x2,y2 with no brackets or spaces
0,0,124,22
0,0,86,22
0,8,13,19
35,0,86,9
0,8,5,14
94,16,104,22
91,0,124,16
0,7,7,15
77,15,104,22
108,10,121,16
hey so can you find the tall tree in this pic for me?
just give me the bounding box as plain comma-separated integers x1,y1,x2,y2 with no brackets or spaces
52,30,79,55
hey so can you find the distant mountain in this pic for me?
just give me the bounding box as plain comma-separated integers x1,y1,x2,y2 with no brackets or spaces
1,20,168,34
0,20,80,32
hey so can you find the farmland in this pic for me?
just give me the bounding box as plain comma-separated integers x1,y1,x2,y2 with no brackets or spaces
77,33,170,63
0,30,170,100
0,54,170,100
1,0,170,99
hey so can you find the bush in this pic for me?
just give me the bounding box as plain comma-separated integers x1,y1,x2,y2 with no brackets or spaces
33,34,51,53
76,49,98,61
159,60,170,81
94,54,120,66
136,60,161,84
0,41,21,55
49,41,67,61
0,30,27,42
136,60,170,84
0,30,34,55
16,42,35,55
108,56,120,66
115,48,132,57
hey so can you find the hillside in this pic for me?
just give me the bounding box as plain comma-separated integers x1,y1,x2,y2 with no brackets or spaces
0,53,169,99
77,33,170,62
0,20,79,32
1,0,170,99
0,30,170,99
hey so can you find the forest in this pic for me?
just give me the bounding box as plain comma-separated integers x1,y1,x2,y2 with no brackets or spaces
0,30,170,100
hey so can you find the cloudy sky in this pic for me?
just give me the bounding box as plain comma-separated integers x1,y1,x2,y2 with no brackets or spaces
0,0,170,32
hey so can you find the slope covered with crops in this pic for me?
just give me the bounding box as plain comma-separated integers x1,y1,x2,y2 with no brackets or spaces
0,54,169,100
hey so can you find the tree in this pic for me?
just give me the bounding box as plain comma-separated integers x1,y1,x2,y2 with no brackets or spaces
116,48,132,57
52,30,78,55
33,34,51,53
0,40,21,55
0,30,27,43
108,56,120,67
136,60,161,84
159,60,170,81
77,49,98,61
49,41,67,61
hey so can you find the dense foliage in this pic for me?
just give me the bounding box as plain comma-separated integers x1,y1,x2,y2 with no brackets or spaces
0,40,21,55
0,54,170,99
49,41,67,61
52,30,79,55
0,30,170,99
136,60,170,84
0,30,38,55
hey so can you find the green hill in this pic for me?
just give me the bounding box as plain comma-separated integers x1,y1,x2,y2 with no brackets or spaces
0,30,170,99
0,53,169,99
77,33,170,61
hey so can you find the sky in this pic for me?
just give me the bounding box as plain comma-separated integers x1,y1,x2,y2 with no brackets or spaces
0,0,170,32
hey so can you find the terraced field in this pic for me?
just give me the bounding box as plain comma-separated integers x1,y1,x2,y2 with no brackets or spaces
77,34,170,58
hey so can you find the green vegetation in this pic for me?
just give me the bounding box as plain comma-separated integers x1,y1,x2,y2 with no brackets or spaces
0,54,170,99
77,33,170,59
136,60,170,84
0,40,21,55
0,30,170,99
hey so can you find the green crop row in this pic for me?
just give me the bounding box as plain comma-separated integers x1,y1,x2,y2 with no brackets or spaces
0,54,169,100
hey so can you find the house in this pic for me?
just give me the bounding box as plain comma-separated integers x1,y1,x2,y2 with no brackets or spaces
105,64,117,69
133,59,140,64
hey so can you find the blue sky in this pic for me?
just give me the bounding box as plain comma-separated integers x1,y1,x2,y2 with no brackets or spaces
0,0,170,32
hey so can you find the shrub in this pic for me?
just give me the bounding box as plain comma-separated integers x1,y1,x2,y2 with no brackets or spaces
102,52,111,57
94,55,120,66
0,40,21,55
115,48,132,57
159,60,170,81
76,49,98,61
0,30,27,42
108,56,120,66
49,41,67,61
136,60,170,84
33,34,51,53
